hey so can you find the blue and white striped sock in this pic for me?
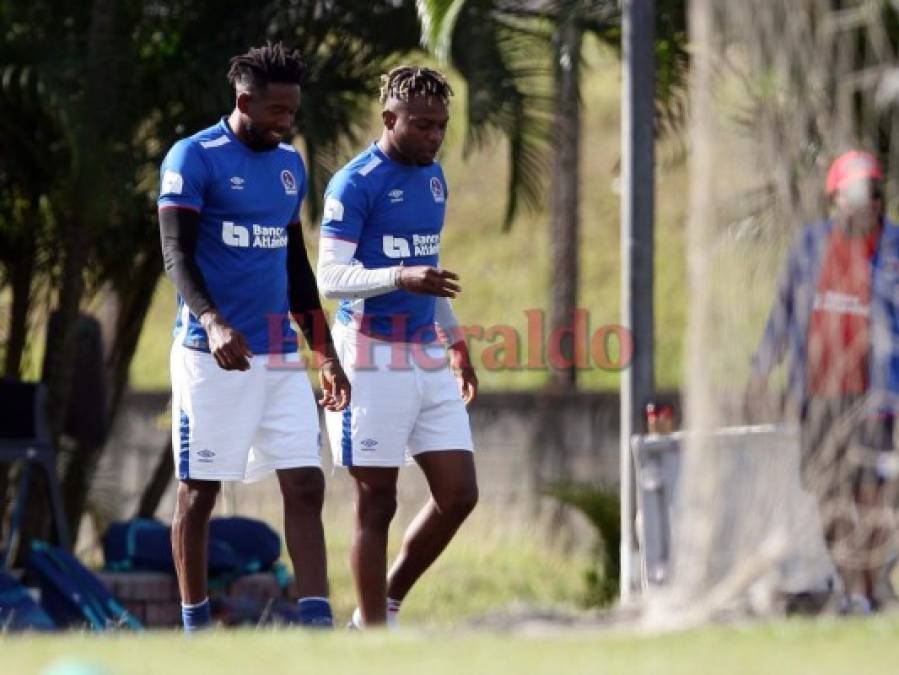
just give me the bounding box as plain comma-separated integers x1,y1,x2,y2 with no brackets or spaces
297,596,334,628
386,597,401,627
181,598,211,632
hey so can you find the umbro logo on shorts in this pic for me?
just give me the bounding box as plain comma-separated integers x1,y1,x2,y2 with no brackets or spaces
197,449,216,463
360,438,378,450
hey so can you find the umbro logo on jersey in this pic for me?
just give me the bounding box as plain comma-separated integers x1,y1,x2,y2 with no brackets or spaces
388,189,404,203
430,177,445,203
281,169,298,195
230,176,245,190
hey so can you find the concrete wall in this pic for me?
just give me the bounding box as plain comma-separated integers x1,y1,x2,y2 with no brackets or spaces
86,390,637,535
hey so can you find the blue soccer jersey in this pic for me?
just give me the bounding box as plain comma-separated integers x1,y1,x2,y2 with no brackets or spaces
158,118,307,354
320,143,448,342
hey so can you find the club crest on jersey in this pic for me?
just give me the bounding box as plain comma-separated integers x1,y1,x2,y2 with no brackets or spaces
281,169,298,195
430,177,445,203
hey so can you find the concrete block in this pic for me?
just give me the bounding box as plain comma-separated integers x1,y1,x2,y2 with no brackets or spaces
228,572,286,600
97,571,179,601
144,601,183,628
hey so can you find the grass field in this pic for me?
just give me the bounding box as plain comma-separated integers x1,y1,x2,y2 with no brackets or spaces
34,497,899,675
311,503,593,627
6,615,899,675
74,473,598,630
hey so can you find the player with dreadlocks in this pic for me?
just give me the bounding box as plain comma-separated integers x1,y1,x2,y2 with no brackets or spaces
317,66,479,628
158,42,349,630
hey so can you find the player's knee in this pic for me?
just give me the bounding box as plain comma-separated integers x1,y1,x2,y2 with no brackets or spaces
281,470,325,512
177,481,220,520
358,490,397,529
437,484,479,520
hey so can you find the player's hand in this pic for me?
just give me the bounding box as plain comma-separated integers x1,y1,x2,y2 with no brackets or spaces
319,358,351,412
201,310,253,371
448,342,478,406
398,266,461,298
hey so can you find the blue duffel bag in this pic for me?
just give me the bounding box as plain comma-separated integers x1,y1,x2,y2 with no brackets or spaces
103,516,281,578
0,570,56,631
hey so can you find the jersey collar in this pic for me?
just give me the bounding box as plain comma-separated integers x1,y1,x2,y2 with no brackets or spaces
371,141,435,170
219,116,281,155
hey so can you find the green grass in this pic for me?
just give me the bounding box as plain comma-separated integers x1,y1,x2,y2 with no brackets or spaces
215,497,593,628
128,40,692,392
7,616,899,675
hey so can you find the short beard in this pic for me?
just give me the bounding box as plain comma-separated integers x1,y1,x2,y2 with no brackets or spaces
244,122,279,151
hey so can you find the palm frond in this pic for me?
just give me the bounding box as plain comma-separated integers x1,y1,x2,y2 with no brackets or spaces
590,0,690,138
450,2,555,228
416,0,469,62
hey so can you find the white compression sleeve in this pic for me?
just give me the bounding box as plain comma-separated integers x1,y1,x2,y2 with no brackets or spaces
317,236,401,299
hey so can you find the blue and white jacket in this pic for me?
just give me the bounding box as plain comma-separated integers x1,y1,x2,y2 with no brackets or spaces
751,218,899,412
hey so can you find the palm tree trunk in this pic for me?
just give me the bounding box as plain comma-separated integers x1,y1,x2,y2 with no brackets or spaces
136,438,174,519
31,0,120,551
104,244,163,425
45,0,117,441
0,222,36,537
54,0,121,544
548,11,582,391
3,206,37,380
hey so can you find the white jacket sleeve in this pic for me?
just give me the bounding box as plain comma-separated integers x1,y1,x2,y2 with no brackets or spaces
317,236,401,300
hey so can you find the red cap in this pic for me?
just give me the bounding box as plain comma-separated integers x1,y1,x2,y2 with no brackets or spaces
826,151,883,195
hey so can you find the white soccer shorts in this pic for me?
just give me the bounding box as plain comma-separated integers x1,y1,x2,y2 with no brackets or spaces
170,344,321,482
325,322,474,468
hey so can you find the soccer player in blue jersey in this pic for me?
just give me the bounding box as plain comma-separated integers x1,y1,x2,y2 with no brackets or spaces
157,43,349,630
317,66,478,628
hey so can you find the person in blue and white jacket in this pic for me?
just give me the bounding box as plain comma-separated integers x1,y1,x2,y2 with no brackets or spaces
749,151,899,614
